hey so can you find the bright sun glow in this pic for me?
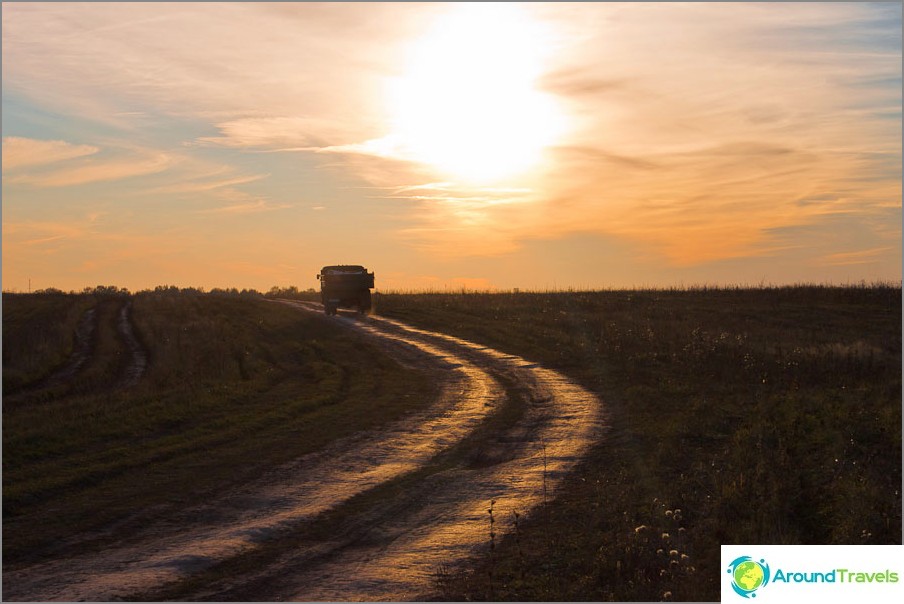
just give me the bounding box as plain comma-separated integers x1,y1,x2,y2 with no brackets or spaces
389,4,566,183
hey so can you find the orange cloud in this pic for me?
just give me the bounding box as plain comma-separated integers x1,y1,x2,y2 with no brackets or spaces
199,199,292,215
7,151,170,187
2,137,98,170
824,247,896,267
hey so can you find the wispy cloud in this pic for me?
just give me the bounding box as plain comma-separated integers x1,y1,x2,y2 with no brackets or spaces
824,246,896,267
2,137,99,170
197,117,328,150
149,172,269,195
2,2,432,133
6,150,170,187
198,199,292,215
2,220,86,248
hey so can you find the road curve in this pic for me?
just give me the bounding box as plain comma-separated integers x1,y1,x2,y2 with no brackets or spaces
2,300,605,602
263,304,607,601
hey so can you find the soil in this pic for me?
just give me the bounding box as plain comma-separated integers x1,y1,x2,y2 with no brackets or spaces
2,301,606,601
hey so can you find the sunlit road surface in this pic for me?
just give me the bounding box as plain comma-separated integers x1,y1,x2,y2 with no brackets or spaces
3,300,605,602
273,303,607,601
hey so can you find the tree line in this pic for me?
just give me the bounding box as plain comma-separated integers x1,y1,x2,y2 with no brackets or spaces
4,285,318,299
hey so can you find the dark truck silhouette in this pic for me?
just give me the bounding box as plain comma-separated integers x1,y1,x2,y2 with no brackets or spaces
316,265,375,315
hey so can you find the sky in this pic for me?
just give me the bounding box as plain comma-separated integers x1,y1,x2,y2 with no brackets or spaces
2,1,901,292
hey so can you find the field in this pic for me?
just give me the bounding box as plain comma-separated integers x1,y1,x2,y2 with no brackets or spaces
374,286,902,601
2,285,901,601
2,290,433,567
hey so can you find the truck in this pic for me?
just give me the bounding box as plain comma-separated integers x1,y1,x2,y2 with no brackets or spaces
316,265,375,315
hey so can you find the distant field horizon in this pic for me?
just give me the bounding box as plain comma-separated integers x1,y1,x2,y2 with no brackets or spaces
3,280,901,297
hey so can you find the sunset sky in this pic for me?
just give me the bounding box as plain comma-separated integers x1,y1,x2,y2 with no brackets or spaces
2,2,901,292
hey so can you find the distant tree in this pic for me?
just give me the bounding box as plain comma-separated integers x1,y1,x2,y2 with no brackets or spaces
265,285,302,299
83,285,131,297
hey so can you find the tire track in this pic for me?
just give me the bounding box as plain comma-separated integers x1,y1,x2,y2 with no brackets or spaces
5,307,97,401
5,298,149,403
50,307,98,385
116,300,148,388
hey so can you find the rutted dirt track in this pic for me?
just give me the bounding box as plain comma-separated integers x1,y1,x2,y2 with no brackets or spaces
3,301,605,602
116,300,148,389
4,299,147,404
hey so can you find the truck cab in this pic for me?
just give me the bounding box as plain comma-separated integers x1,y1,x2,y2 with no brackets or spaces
316,265,375,315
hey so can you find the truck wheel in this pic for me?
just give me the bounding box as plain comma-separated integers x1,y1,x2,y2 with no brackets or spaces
359,291,372,315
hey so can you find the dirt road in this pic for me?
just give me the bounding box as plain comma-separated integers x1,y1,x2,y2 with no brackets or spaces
3,301,605,601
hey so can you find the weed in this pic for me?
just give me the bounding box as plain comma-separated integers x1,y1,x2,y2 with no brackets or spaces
512,510,525,580
488,499,496,598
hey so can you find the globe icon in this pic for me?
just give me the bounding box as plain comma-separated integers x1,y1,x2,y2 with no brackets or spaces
733,560,765,592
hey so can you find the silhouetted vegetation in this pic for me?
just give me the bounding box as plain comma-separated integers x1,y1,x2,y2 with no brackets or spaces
376,284,902,601
263,285,319,300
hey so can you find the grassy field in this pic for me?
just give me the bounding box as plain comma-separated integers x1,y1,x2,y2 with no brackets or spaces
2,291,433,566
374,285,902,601
3,286,900,601
2,293,97,392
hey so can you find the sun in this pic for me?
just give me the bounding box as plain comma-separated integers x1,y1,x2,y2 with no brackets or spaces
388,4,565,184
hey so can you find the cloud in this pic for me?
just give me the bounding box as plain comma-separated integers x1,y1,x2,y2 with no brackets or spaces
197,117,329,150
2,137,99,170
1,3,436,133
824,247,896,267
300,136,407,159
148,171,268,195
396,3,899,266
2,220,85,248
539,139,897,265
7,151,170,187
198,199,292,215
